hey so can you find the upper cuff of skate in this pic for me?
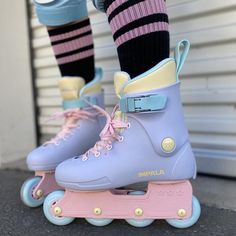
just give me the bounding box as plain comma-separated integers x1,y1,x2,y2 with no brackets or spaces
119,94,167,113
63,96,97,110
35,0,88,26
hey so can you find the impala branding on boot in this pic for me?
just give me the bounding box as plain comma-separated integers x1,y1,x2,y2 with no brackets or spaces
138,170,165,177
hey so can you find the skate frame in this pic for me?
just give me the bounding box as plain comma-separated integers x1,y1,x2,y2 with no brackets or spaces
33,171,62,199
52,181,193,220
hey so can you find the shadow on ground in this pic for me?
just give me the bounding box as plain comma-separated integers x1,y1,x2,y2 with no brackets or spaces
0,169,235,236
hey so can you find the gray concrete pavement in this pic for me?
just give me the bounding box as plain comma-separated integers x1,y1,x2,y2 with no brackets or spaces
0,169,236,236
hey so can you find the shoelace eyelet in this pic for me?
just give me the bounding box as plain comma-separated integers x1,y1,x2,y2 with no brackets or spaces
118,136,124,142
82,155,88,161
127,123,131,129
95,152,101,158
106,145,112,150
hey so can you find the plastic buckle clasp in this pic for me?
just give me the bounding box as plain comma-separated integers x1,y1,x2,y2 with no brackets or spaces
120,94,167,113
129,96,148,112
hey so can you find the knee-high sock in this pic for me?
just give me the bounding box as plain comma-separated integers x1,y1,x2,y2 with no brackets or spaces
47,18,95,83
104,0,169,78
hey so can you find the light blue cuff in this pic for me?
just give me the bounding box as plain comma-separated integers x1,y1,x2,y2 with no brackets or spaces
119,94,167,113
63,96,97,110
34,0,88,26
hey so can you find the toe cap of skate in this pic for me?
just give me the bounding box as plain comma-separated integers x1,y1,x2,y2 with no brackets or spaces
26,146,59,171
55,158,112,190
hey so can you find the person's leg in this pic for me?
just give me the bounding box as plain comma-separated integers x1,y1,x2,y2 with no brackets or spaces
52,2,200,226
54,1,195,192
47,18,95,82
97,0,169,78
34,0,95,82
30,0,104,160
21,0,105,207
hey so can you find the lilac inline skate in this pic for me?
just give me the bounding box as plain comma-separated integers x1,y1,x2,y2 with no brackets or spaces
20,68,105,208
43,40,201,228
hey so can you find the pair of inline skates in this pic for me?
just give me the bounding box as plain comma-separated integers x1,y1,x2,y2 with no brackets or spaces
21,40,201,228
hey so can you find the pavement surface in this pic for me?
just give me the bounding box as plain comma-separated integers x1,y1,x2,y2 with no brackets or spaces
0,169,236,236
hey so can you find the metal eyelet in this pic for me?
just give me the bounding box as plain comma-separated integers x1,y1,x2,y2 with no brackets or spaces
95,152,101,158
106,145,112,150
118,136,124,142
127,123,131,129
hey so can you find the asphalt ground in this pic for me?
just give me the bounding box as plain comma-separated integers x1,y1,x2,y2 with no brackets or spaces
0,169,235,236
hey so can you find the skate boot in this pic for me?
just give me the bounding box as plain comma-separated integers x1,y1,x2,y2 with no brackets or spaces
43,40,201,228
20,68,105,208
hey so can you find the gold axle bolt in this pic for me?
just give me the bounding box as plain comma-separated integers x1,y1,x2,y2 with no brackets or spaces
54,207,62,216
94,208,102,215
36,189,44,198
135,208,143,217
177,209,187,218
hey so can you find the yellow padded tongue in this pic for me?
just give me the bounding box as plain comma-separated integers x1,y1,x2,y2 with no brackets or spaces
81,82,102,95
114,72,130,98
116,59,177,96
58,77,85,100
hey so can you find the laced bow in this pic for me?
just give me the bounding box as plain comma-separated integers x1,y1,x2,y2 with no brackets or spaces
82,105,129,161
44,109,95,145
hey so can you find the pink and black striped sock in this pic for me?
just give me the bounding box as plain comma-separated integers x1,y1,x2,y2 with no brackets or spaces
47,18,95,82
104,0,169,78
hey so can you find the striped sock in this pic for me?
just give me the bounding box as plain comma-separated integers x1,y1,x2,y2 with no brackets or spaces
48,18,95,83
104,0,169,78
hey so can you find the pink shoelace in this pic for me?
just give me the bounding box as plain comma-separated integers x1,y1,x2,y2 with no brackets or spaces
44,109,95,145
82,105,130,161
